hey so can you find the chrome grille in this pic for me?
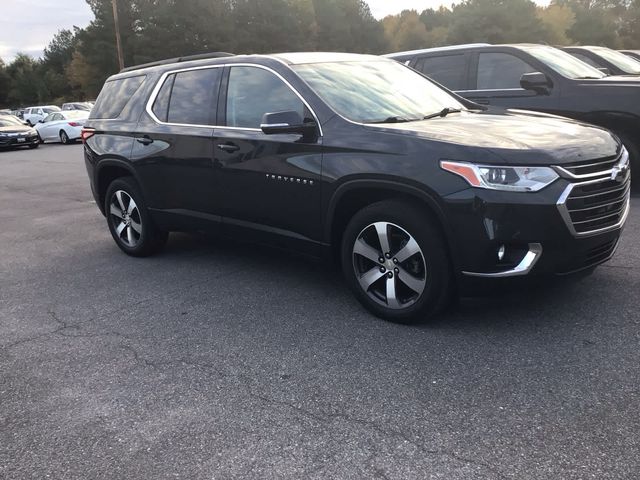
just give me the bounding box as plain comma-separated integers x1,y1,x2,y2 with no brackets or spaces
560,155,620,177
556,148,631,237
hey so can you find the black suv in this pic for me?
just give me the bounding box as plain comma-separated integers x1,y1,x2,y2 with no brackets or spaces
84,52,630,322
386,44,640,176
563,46,640,76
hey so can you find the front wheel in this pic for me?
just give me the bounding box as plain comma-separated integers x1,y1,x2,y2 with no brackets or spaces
341,200,453,323
104,177,168,257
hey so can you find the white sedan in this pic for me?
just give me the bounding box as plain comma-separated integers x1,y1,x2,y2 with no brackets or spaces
35,110,89,144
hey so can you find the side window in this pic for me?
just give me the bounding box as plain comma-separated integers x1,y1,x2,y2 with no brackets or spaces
226,66,304,129
571,52,601,69
91,75,145,119
43,114,55,123
151,74,175,122
415,54,467,90
52,114,62,121
166,68,221,125
476,53,536,90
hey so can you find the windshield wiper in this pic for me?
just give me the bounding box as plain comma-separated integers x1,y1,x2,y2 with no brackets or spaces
369,116,420,124
423,107,463,120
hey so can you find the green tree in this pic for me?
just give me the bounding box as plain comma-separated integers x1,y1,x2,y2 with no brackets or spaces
447,0,550,44
383,10,431,52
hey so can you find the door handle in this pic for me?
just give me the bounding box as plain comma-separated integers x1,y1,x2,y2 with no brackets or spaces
217,143,240,153
136,136,154,145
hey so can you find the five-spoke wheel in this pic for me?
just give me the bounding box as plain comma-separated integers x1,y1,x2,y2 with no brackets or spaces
353,222,426,309
341,200,452,323
109,190,142,248
105,177,168,257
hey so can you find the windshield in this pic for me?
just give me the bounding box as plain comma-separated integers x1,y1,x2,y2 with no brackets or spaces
587,46,640,74
293,60,465,123
520,45,606,79
0,116,23,127
43,106,61,113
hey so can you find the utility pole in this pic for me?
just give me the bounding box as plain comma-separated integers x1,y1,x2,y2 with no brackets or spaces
112,0,125,70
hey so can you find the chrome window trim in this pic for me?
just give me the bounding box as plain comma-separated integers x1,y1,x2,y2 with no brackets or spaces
556,174,631,238
144,62,323,136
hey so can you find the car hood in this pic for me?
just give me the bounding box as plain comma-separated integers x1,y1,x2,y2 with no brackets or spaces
367,109,618,164
0,125,33,134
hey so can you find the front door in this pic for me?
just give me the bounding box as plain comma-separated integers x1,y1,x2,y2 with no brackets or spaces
212,65,323,244
462,51,558,112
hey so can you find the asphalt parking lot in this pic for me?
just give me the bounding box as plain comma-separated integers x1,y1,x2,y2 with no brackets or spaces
1,143,639,479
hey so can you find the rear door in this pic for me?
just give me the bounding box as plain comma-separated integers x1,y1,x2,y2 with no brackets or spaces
213,65,323,243
134,66,223,217
411,53,472,91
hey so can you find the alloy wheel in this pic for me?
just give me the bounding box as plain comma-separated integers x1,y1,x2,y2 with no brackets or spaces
352,222,427,309
109,190,142,248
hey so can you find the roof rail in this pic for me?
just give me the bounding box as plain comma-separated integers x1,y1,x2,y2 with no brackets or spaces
120,52,235,73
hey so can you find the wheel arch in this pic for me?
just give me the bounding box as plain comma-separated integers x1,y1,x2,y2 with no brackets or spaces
95,159,141,215
325,180,459,270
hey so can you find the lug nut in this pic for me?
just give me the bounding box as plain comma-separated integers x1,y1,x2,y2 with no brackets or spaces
387,272,394,278
379,257,385,263
394,267,399,273
379,266,386,273
393,258,398,264
385,252,391,259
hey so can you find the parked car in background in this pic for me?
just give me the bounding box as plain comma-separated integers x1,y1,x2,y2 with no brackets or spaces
83,52,629,322
62,102,93,111
386,44,640,177
620,50,640,61
0,115,39,149
35,110,89,144
563,46,640,76
23,105,61,126
0,109,12,115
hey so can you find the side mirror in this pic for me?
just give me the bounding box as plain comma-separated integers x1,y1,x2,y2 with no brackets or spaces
260,110,317,138
597,67,610,75
520,72,551,94
38,119,44,123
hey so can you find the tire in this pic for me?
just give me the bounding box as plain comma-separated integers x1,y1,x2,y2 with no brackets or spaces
341,200,453,323
28,143,39,149
60,130,70,144
104,176,168,257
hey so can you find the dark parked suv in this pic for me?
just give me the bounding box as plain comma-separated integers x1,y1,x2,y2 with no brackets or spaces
84,52,630,322
386,44,640,176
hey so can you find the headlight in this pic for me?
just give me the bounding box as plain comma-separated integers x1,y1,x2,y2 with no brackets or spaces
29,129,37,135
440,161,559,192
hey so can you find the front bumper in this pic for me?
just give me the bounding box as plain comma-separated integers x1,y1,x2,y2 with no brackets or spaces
442,173,629,278
0,134,39,148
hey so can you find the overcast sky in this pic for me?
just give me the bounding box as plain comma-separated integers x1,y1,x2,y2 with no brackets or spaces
0,0,552,62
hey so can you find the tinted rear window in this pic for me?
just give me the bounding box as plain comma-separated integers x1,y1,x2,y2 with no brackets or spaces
415,54,467,90
91,75,145,119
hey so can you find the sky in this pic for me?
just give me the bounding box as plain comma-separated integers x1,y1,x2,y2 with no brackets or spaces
0,0,552,62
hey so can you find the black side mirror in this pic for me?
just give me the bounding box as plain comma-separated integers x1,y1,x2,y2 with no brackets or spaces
520,72,551,94
261,110,317,138
597,67,611,75
38,119,44,123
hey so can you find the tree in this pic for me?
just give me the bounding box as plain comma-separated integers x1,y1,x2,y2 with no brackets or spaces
383,10,431,52
537,4,575,45
447,0,550,44
0,59,10,107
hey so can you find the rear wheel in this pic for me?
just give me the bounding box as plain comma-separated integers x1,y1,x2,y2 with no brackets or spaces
60,130,70,144
105,177,168,257
341,200,453,323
